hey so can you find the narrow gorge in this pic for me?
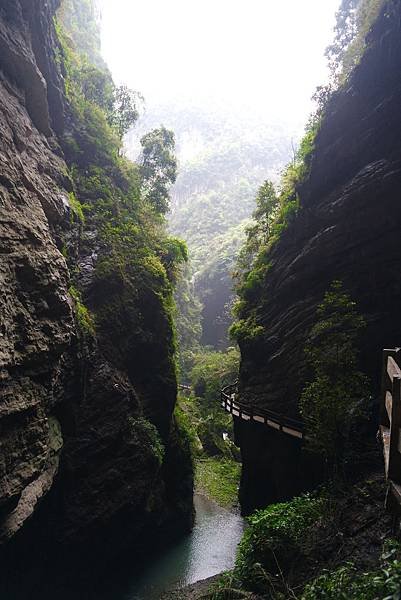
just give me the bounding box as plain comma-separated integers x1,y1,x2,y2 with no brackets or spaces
1,0,401,599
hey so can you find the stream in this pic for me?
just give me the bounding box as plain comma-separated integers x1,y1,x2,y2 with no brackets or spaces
123,493,244,599
4,494,243,600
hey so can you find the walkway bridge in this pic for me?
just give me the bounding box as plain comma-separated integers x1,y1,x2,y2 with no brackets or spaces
221,348,401,514
220,382,304,440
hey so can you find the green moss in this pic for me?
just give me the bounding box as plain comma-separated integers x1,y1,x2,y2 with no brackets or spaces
229,317,264,344
69,285,95,336
174,397,202,457
61,242,68,259
68,191,85,223
128,417,165,466
195,457,240,508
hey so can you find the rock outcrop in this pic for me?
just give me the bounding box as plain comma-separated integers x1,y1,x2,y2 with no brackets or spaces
0,0,193,587
237,0,401,512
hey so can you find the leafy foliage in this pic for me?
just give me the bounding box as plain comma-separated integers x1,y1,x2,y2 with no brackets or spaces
191,347,239,408
57,0,104,68
232,116,318,340
56,17,141,147
140,127,178,214
302,541,401,600
326,0,385,85
299,281,370,471
68,191,85,224
235,495,327,590
189,347,240,458
211,493,328,598
110,85,143,138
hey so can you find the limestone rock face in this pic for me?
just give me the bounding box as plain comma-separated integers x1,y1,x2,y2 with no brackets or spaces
0,1,72,540
237,0,401,512
0,0,193,576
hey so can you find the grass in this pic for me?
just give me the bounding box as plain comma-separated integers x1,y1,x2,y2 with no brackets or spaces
196,457,241,508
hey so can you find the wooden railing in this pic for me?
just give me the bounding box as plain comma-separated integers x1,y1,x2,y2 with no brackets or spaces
380,348,401,508
221,382,304,440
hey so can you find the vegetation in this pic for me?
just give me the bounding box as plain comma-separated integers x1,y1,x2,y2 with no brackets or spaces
175,347,240,459
326,0,385,87
196,458,241,508
211,477,394,599
191,347,239,407
174,346,241,507
126,105,293,357
57,0,104,68
300,281,370,472
128,417,165,467
56,1,186,447
68,191,85,224
140,127,178,214
211,492,328,598
302,541,401,600
231,0,386,346
69,285,95,336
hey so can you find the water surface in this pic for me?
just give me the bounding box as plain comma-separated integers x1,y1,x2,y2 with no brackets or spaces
125,493,244,599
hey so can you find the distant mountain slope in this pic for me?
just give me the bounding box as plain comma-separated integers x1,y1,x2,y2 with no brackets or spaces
126,103,295,349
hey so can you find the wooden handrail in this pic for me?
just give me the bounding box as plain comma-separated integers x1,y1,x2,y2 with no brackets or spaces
380,348,401,511
220,382,304,440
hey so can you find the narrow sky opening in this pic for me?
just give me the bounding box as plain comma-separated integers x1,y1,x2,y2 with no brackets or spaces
99,0,340,129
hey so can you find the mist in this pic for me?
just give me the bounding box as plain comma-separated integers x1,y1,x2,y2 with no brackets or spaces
99,0,340,129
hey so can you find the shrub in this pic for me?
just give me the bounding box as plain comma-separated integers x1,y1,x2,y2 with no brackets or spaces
234,494,327,590
302,540,401,600
299,281,370,472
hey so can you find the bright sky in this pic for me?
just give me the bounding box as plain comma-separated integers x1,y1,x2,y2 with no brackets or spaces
99,0,340,129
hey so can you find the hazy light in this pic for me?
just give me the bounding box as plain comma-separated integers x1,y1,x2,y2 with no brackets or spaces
99,0,340,127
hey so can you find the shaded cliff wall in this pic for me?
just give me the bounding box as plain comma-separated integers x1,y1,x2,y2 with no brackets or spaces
237,0,401,513
0,0,193,580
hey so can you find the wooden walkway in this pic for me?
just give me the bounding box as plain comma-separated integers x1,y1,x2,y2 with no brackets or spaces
222,348,401,515
221,382,304,440
380,348,401,511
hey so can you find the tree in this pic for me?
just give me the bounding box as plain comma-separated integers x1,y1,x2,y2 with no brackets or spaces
77,62,115,113
140,127,177,214
299,281,370,472
326,0,359,79
326,0,384,85
253,180,279,243
110,85,143,138
237,179,278,275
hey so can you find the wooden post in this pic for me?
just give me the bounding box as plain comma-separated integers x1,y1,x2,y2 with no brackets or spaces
381,349,398,427
388,375,401,483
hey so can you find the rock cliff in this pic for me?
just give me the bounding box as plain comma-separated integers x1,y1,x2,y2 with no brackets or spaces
0,0,193,587
236,0,401,513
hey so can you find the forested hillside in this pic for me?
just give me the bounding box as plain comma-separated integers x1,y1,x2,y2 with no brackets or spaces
126,105,295,355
